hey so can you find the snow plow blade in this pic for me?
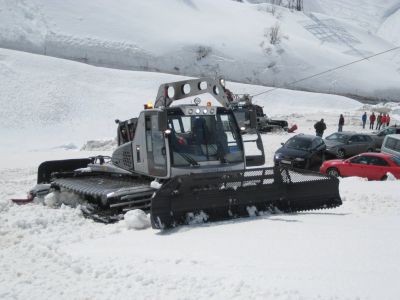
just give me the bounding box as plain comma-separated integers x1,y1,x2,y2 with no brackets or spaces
151,166,342,229
37,158,92,184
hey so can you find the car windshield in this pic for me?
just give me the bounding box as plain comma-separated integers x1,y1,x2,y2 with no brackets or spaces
390,156,400,166
168,111,244,166
285,137,311,151
325,133,348,143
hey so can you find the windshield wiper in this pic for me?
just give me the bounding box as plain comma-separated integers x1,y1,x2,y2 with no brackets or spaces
176,152,200,167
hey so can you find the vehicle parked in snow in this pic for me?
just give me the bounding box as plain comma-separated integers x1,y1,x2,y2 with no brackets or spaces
320,152,400,180
230,95,289,133
324,132,375,158
274,134,326,169
368,126,400,150
381,134,400,158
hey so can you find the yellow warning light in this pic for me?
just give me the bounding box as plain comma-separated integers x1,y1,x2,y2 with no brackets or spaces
144,102,154,109
207,101,212,107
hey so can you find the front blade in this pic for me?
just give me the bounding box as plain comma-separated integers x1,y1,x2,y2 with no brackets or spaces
151,166,342,229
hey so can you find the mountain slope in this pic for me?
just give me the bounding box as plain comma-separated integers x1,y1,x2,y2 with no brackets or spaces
0,0,399,100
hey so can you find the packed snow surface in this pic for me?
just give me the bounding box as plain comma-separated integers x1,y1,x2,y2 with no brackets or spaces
124,209,151,230
1,49,400,299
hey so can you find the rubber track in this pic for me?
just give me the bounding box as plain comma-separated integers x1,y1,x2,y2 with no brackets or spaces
52,174,155,222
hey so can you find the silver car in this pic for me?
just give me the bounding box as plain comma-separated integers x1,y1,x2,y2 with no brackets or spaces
324,132,375,158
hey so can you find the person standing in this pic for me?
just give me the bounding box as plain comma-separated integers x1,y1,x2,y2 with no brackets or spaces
376,113,382,130
387,114,391,127
381,114,387,129
338,114,344,132
369,112,376,130
361,112,367,129
314,119,327,137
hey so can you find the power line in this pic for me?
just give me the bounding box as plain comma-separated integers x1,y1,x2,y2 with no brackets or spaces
251,46,400,98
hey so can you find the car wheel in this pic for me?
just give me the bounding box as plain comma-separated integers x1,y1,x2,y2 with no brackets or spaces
337,149,346,158
381,175,388,181
327,167,340,177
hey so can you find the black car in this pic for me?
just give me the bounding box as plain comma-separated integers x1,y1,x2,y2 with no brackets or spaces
324,132,375,158
274,134,326,169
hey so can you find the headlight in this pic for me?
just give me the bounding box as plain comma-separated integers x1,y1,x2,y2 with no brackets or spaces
274,154,281,160
294,158,305,161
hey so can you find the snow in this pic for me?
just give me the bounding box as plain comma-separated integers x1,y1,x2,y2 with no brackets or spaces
0,0,399,100
1,24,400,300
150,180,162,190
124,209,151,230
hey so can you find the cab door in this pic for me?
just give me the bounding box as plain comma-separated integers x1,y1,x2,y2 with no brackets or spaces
144,112,168,177
242,129,265,167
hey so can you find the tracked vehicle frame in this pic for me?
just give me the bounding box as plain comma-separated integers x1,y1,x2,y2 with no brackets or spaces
29,77,342,229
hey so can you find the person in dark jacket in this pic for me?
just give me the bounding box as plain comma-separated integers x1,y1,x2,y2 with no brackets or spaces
338,114,344,132
369,112,376,130
376,113,382,130
361,112,367,129
314,119,327,137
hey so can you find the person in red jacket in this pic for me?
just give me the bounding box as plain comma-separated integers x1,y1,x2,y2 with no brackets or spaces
387,114,391,126
381,114,387,129
369,112,376,130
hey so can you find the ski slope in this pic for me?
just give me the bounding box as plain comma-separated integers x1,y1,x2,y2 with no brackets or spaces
0,47,372,153
1,48,400,300
0,0,399,100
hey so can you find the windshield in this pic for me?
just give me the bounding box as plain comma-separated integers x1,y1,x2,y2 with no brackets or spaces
390,156,400,166
285,137,311,151
168,112,244,166
326,133,348,143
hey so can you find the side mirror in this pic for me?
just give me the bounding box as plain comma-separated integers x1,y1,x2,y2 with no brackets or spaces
281,142,284,146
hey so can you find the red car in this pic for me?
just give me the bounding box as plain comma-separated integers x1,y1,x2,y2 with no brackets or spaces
320,153,400,180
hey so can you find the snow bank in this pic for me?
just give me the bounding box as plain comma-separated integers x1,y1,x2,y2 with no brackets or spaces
1,0,399,100
378,7,400,45
0,48,364,153
81,139,117,151
124,209,151,230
